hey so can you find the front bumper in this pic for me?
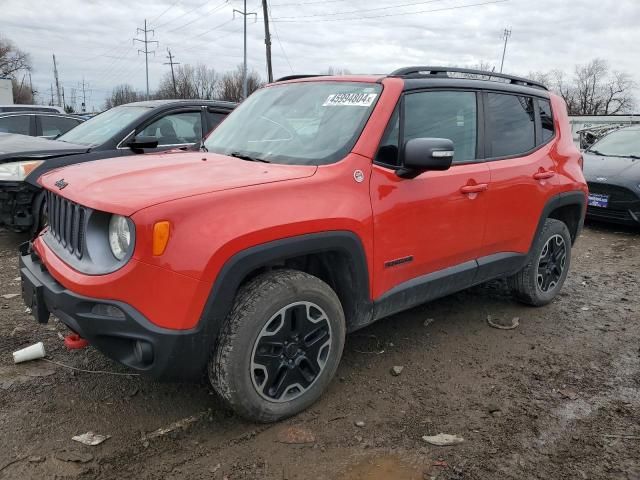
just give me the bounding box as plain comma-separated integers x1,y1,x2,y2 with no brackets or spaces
19,243,210,380
586,182,640,226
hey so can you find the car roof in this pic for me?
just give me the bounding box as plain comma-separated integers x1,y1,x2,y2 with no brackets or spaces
0,104,66,113
274,67,550,98
121,99,237,109
0,111,83,118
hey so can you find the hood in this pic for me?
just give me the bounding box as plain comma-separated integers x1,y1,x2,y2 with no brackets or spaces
583,152,640,182
39,151,317,215
0,133,89,162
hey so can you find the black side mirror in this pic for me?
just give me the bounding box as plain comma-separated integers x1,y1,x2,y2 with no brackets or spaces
127,135,159,150
396,138,454,179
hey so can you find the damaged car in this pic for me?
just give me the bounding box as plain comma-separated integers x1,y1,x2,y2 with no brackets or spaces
0,99,235,232
583,125,640,226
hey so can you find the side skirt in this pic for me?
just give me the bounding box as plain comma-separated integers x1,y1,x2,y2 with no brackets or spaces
371,252,526,323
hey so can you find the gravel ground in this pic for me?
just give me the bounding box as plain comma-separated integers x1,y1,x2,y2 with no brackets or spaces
0,222,638,479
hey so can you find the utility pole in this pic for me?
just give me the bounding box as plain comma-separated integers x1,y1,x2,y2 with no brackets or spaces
164,48,180,97
134,19,158,100
52,54,62,107
262,0,273,83
62,86,66,111
79,77,88,112
499,28,512,73
233,1,257,99
28,73,34,102
50,84,54,106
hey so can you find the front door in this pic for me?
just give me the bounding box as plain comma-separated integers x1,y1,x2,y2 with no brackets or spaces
370,90,491,302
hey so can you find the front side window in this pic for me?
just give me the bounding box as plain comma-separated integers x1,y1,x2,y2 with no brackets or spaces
403,91,478,163
486,93,535,158
0,115,30,135
204,82,381,165
58,105,151,146
141,111,202,146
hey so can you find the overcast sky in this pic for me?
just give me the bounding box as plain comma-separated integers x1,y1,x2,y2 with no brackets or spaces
3,0,639,111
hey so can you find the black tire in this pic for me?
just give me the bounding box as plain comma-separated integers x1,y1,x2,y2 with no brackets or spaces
209,269,346,423
508,218,572,306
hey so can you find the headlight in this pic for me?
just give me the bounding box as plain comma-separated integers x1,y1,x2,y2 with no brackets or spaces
108,215,131,260
0,160,44,181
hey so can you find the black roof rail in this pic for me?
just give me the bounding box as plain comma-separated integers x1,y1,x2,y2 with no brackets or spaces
274,74,327,82
389,66,548,90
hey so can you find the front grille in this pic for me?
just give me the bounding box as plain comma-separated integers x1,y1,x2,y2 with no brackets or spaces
46,190,87,258
587,182,640,205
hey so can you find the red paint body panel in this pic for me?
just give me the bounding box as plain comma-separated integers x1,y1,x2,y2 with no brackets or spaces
31,79,586,333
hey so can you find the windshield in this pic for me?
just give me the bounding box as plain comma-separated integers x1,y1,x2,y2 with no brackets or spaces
589,128,640,157
58,105,151,146
204,82,381,165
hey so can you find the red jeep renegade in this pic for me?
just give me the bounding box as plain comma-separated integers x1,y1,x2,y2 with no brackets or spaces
20,67,588,422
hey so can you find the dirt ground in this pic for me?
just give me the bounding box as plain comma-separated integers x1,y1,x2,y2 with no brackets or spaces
0,222,638,480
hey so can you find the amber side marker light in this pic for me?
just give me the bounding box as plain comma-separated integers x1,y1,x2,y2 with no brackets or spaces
152,221,171,256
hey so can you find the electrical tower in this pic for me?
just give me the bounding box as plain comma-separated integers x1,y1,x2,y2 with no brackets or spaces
134,19,159,100
164,48,180,97
233,1,257,99
500,28,512,73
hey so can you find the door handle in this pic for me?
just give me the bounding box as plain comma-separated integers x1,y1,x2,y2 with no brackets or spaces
460,183,488,194
533,170,555,180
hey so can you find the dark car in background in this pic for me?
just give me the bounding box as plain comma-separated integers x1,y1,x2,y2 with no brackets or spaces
583,125,640,226
0,111,84,138
0,99,236,232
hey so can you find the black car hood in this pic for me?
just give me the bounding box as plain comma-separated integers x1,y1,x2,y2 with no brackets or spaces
583,152,640,182
0,133,89,163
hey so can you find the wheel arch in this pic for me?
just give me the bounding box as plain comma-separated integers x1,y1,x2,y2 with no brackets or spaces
199,231,373,343
533,191,587,248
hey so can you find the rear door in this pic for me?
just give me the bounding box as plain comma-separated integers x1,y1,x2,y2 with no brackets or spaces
482,92,557,256
0,114,34,136
370,89,491,299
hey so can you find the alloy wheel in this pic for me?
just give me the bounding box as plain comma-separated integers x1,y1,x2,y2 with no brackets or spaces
536,234,566,293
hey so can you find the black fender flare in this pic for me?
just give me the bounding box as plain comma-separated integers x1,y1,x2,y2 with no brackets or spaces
198,230,372,343
530,190,587,250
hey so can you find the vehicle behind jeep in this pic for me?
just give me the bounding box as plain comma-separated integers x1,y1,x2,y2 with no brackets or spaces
20,67,587,422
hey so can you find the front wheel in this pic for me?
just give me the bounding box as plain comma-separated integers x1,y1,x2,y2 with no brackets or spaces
209,269,345,422
508,218,572,306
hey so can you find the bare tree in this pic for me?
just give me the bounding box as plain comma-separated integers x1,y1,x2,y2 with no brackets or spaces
11,77,34,104
104,84,144,109
325,66,352,75
533,59,636,115
218,65,263,102
0,36,31,79
156,64,219,99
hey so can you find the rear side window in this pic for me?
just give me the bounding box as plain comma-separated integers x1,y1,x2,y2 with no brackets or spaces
404,91,477,163
0,115,30,135
486,93,535,158
538,99,554,144
40,116,81,138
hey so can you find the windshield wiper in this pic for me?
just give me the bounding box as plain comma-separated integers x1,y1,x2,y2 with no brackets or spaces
230,151,270,163
199,143,208,152
588,149,605,156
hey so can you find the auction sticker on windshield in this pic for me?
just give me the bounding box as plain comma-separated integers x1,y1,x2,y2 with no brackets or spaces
323,93,377,107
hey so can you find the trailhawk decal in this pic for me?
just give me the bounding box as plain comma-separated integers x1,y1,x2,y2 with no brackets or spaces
322,93,378,107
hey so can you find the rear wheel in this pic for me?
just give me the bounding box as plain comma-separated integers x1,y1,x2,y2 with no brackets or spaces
508,218,572,306
209,269,345,422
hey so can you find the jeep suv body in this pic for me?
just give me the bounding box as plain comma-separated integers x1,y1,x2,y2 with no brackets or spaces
20,67,587,422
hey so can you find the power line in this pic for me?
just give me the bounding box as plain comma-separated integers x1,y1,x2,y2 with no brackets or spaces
270,0,346,6
165,0,229,33
272,0,450,20
134,19,159,99
152,0,212,29
268,2,293,73
269,0,509,23
149,1,181,25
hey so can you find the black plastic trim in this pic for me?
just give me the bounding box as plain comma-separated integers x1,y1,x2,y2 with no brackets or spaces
198,231,373,337
532,191,587,248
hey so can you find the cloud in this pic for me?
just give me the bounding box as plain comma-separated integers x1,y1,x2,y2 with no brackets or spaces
2,0,639,110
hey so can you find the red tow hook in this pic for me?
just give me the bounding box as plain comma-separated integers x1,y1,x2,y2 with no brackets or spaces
64,333,89,350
